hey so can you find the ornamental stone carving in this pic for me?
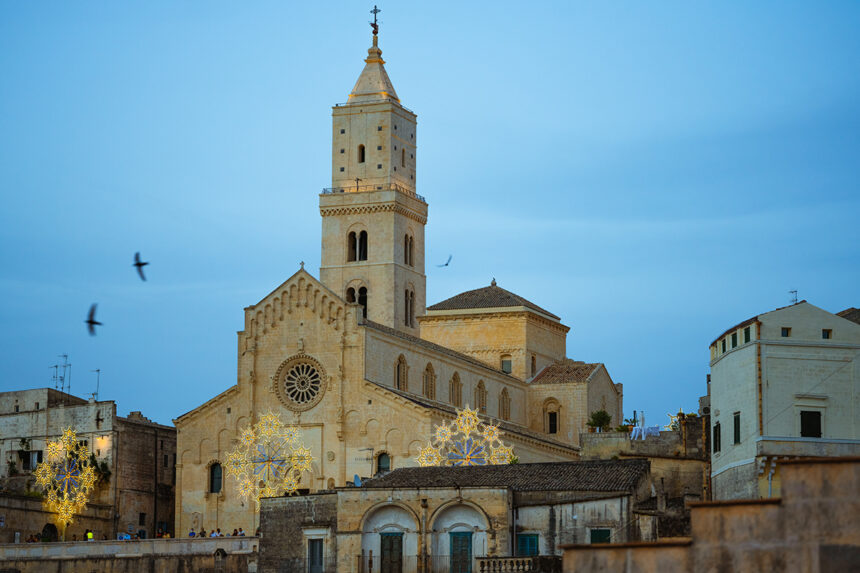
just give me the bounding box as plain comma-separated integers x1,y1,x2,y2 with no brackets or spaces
273,353,327,411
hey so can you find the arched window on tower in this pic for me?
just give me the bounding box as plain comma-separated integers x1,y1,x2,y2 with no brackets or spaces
358,144,366,164
358,287,368,319
449,373,462,407
395,355,408,391
543,399,560,435
475,381,487,414
375,452,390,476
404,289,415,327
423,363,436,400
404,234,410,265
347,232,357,262
408,236,414,266
358,231,368,261
346,287,356,303
499,388,511,421
209,463,222,494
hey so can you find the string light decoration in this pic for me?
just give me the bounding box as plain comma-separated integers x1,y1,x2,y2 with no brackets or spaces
225,411,315,508
416,406,515,467
35,427,97,530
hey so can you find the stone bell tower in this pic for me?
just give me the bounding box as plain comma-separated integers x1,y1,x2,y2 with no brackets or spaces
319,19,427,336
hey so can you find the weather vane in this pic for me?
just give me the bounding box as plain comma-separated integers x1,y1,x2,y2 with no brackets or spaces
370,5,381,36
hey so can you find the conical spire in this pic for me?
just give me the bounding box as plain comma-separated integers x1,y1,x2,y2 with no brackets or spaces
347,34,400,104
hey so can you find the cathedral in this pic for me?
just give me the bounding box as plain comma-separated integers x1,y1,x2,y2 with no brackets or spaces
174,26,623,536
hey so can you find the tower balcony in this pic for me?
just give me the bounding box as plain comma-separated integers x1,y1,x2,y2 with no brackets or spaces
321,182,425,203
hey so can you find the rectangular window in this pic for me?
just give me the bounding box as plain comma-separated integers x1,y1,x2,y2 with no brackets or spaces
744,326,751,343
548,412,558,434
14,405,18,412
781,327,791,337
308,539,325,573
721,339,726,353
35,402,39,410
800,411,822,438
339,129,345,134
733,412,741,444
139,512,146,526
731,333,737,348
517,534,539,556
713,422,721,453
163,454,168,468
822,329,832,340
590,529,611,544
501,359,512,374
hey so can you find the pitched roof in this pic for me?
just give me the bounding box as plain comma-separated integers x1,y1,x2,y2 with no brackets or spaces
709,300,807,347
837,307,860,326
363,321,519,380
361,459,649,492
427,280,559,320
531,359,600,385
347,36,399,104
369,380,578,453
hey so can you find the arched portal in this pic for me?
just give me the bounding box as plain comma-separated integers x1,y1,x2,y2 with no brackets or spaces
431,502,489,566
361,504,420,573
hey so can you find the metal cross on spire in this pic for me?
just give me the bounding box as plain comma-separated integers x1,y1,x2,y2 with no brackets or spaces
370,5,381,36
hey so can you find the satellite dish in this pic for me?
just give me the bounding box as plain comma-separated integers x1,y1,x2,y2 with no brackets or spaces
353,474,362,487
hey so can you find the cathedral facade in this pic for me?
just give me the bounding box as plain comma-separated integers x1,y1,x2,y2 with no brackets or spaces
174,30,622,536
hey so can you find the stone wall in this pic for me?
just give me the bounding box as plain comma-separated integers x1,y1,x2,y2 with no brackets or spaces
259,492,337,571
0,494,113,544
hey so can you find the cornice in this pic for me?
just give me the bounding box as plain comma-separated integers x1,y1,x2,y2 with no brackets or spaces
320,203,428,225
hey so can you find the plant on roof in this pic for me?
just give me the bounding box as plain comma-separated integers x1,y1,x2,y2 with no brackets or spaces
587,410,612,432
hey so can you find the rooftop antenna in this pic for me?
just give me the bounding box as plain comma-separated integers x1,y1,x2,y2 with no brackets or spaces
370,5,381,36
91,369,101,400
58,354,71,401
789,290,798,304
50,364,59,391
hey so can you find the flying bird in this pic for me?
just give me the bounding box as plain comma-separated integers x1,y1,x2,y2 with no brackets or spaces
85,304,102,336
133,252,149,281
437,255,453,267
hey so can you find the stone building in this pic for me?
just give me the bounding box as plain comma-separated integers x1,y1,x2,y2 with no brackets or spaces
707,300,860,500
0,388,176,541
174,25,622,537
562,457,860,573
258,460,652,573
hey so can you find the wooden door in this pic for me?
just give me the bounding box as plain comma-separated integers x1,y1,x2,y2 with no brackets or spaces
450,532,473,573
381,532,403,573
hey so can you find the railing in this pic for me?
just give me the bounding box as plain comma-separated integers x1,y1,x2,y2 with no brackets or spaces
321,183,426,202
352,555,561,573
477,557,561,573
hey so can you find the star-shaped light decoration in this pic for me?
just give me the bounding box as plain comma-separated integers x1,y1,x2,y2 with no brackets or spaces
35,427,97,532
416,406,515,467
225,410,315,508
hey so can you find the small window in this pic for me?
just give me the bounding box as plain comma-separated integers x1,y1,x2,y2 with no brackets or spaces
377,145,382,150
376,453,390,475
358,230,368,261
358,144,365,163
340,148,344,153
339,129,345,134
744,326,751,343
209,463,223,493
781,327,791,337
163,454,168,468
339,167,345,172
139,512,146,526
227,407,231,414
347,232,357,261
531,355,537,377
393,166,396,171
499,388,511,420
517,534,539,556
733,412,741,445
501,355,512,374
358,287,368,319
721,339,726,353
35,402,39,410
548,412,558,434
590,529,611,544
14,405,19,413
377,125,382,131
800,411,822,437
346,287,356,303
731,333,737,348
401,148,406,167
377,164,382,169
713,422,721,453
822,329,832,340
394,145,397,150
475,381,487,414
160,440,164,449
394,124,397,130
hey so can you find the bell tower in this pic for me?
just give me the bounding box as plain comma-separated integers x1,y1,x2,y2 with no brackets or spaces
319,16,427,335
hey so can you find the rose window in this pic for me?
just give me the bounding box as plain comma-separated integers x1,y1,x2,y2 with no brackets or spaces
273,354,327,411
283,363,321,404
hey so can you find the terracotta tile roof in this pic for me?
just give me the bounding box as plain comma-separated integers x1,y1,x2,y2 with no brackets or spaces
361,459,649,492
427,281,560,320
368,380,579,453
837,307,860,326
363,321,517,380
531,359,600,385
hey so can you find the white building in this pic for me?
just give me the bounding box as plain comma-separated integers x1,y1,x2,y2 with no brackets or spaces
708,301,860,499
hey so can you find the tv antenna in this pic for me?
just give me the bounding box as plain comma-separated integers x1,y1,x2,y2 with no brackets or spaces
57,354,72,401
91,369,101,400
789,290,798,304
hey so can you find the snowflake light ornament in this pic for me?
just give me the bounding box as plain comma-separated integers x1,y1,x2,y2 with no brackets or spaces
416,406,515,467
225,411,315,508
35,427,97,531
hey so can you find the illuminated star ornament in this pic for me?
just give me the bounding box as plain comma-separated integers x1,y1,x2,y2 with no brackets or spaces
416,406,515,467
664,407,685,430
225,411,315,508
35,427,97,529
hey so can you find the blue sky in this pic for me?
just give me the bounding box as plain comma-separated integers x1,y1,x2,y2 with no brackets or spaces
1,2,858,427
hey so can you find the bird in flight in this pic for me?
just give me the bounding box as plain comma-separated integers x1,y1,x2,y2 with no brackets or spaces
85,304,102,336
437,255,453,267
133,252,149,281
